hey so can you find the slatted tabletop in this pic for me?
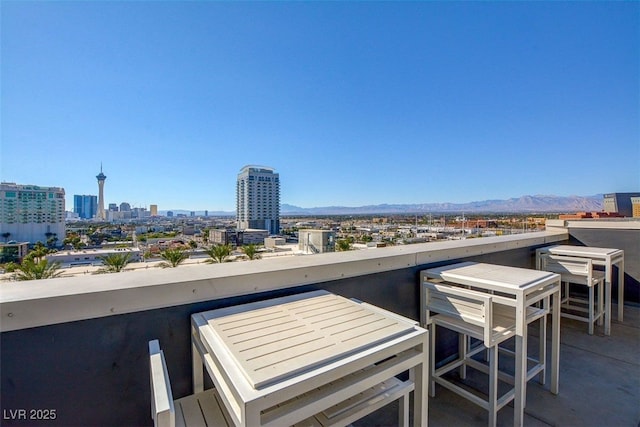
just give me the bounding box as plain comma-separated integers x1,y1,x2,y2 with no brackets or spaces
424,261,559,293
202,291,415,389
539,245,623,258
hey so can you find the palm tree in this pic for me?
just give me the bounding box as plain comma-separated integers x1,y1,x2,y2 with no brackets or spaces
204,244,232,263
201,228,210,245
158,247,188,268
14,258,62,281
242,244,262,260
95,252,132,273
25,242,51,263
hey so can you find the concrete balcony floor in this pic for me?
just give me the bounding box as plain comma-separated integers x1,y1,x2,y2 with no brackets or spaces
355,302,640,427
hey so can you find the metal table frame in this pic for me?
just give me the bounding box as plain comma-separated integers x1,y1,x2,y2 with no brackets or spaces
422,262,561,427
536,245,625,335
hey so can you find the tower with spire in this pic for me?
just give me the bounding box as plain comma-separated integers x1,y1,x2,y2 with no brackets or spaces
96,164,107,220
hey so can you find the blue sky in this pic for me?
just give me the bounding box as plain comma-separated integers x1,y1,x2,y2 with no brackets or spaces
2,1,638,212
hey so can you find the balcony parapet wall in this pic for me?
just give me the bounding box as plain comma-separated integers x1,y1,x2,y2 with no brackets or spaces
0,230,568,332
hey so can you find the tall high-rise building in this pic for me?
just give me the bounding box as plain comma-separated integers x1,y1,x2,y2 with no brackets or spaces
0,182,66,245
120,202,131,212
96,165,107,220
150,204,158,216
74,195,98,219
236,165,280,235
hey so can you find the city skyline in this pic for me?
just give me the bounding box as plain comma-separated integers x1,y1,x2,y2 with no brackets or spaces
2,2,638,211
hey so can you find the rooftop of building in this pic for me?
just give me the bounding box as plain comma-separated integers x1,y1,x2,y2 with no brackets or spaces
239,164,277,173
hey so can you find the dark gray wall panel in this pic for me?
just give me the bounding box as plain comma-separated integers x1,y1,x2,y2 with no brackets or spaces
568,228,639,304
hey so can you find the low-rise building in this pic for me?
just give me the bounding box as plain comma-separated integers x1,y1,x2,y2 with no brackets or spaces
240,229,268,245
209,229,238,246
46,247,142,267
298,229,335,254
0,242,29,263
209,228,269,247
264,237,286,249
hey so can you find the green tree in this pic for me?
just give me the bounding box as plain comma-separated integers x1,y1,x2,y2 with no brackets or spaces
95,252,132,273
158,248,188,268
0,245,20,264
46,233,58,248
188,240,198,249
204,244,232,263
3,261,19,272
242,244,262,260
1,232,10,242
336,239,352,251
25,242,51,263
14,258,62,281
64,233,85,250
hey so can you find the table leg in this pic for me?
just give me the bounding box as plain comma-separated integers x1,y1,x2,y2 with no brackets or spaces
413,332,429,427
488,345,498,427
538,297,547,385
192,339,204,393
514,306,526,427
514,333,525,427
617,258,624,322
605,264,612,336
551,287,560,395
399,392,409,427
459,334,467,379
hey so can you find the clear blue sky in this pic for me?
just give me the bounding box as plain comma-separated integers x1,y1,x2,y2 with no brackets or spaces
2,1,638,212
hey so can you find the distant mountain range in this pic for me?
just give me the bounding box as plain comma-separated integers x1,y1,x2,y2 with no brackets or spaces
280,194,604,215
161,194,604,216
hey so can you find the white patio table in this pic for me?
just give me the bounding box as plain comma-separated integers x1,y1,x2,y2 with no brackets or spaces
536,245,625,335
191,290,428,427
422,262,561,427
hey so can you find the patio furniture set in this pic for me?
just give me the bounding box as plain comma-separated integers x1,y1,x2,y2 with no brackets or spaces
148,244,624,427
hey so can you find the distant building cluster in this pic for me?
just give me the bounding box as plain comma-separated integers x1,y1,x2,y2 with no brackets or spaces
69,167,158,222
1,164,286,251
2,163,638,255
558,211,625,220
560,193,640,220
104,204,150,221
